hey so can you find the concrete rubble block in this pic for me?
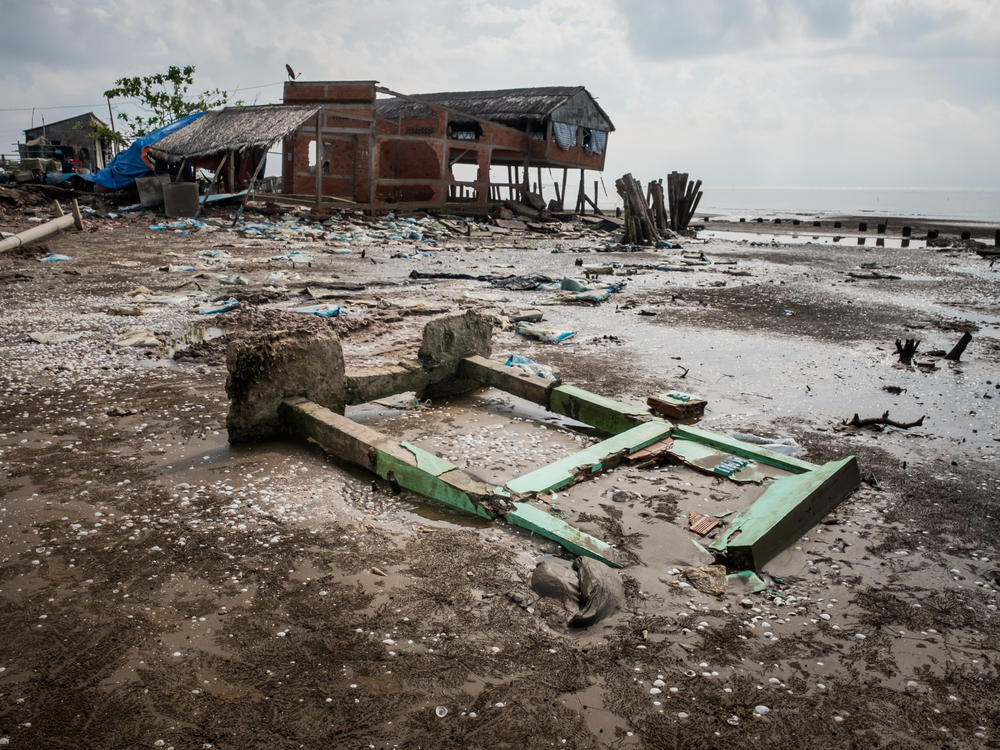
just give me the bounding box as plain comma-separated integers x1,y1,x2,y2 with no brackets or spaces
417,310,493,399
709,456,861,570
226,329,345,442
458,355,558,405
549,384,654,435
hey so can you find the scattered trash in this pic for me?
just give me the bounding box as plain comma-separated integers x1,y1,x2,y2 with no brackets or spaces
730,432,801,456
844,411,925,431
647,391,707,420
39,253,71,263
681,564,726,596
726,570,768,594
531,557,623,627
217,274,249,286
113,329,161,348
289,303,342,318
712,456,750,477
504,354,556,381
28,331,85,344
490,274,556,291
149,219,207,233
435,706,448,718
516,321,575,344
688,512,722,537
198,297,239,315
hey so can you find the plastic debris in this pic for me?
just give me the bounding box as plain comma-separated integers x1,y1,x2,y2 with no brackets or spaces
289,303,342,318
28,331,85,344
198,297,239,315
113,329,161,348
39,253,71,263
149,219,206,232
516,322,575,344
504,354,556,381
730,432,801,456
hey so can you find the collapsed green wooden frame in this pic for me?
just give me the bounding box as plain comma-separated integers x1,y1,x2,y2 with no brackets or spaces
279,354,859,570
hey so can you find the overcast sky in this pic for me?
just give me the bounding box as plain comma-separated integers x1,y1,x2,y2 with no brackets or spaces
1,0,998,187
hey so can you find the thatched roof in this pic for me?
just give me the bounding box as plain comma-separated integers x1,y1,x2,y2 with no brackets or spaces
375,86,614,132
147,105,320,161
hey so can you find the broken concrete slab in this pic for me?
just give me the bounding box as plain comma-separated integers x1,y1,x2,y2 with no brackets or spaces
227,329,346,442
417,310,493,399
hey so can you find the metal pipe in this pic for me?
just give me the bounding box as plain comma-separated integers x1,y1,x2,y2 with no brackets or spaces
0,200,84,253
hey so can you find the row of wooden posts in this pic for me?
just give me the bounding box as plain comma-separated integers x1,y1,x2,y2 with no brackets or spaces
615,171,704,245
443,166,605,212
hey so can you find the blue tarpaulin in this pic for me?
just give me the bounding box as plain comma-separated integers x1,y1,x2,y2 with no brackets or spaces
80,112,206,190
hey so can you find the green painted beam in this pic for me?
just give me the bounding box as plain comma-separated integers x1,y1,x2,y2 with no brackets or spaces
374,449,492,519
549,384,655,435
506,502,619,567
506,419,673,495
400,441,455,476
671,424,818,473
709,457,861,570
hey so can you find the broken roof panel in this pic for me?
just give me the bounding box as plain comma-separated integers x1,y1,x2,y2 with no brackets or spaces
147,105,320,162
375,86,614,132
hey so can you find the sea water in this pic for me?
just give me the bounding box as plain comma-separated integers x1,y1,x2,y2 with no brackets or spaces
698,187,1000,223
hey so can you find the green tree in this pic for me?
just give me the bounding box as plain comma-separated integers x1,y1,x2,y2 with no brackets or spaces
103,64,232,140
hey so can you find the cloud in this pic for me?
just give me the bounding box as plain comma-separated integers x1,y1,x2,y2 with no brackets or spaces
0,0,996,187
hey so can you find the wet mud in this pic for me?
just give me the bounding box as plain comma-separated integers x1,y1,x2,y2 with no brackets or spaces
1,206,998,748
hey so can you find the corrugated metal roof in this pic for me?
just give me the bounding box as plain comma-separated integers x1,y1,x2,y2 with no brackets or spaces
147,105,320,161
375,86,613,130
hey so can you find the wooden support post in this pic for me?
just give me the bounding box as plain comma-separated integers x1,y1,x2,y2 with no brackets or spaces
553,180,561,206
537,167,543,201
593,180,599,213
233,146,270,226
945,332,972,362
561,168,568,212
227,149,235,193
194,152,229,219
315,115,323,210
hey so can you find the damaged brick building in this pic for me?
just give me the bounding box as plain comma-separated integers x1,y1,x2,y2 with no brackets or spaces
281,81,614,213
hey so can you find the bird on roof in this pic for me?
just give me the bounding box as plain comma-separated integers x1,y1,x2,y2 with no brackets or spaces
286,64,299,81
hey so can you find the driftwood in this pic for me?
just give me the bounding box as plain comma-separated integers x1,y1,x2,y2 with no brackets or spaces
845,411,925,430
615,173,659,245
895,338,920,365
666,171,703,231
647,179,668,234
945,331,972,362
